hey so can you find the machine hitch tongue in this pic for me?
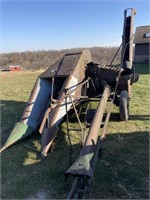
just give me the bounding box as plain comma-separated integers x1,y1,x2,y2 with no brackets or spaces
66,85,110,199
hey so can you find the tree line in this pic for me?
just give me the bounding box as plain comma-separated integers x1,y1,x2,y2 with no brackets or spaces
0,47,121,71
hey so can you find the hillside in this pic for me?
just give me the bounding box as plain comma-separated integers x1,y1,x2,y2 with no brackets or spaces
0,47,121,71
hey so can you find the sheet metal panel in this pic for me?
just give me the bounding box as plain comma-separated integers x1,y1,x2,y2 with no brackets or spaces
40,52,82,78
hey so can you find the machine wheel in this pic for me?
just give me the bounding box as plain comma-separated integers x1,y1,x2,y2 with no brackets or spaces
119,90,129,121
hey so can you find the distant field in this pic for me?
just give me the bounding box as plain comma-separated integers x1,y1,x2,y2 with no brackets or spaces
0,63,149,199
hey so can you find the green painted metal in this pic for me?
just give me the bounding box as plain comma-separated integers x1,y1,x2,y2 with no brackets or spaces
0,122,34,152
65,152,94,179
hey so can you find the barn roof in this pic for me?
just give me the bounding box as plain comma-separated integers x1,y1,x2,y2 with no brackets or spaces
134,25,150,44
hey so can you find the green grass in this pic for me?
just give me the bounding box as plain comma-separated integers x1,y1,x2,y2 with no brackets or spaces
0,63,149,199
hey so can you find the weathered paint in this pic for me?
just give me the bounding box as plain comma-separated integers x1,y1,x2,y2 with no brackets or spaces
0,122,33,152
52,75,78,125
21,78,52,129
1,50,92,154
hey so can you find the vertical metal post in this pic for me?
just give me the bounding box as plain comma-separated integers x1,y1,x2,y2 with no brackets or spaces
65,90,72,165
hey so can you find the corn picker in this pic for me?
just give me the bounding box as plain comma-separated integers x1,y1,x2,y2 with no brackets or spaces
1,8,139,199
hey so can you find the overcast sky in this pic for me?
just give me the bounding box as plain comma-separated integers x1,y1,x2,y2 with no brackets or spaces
1,0,150,53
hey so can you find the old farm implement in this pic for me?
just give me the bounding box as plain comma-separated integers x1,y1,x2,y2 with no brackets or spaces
1,8,139,199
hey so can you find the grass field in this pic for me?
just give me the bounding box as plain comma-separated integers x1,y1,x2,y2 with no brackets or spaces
0,63,149,199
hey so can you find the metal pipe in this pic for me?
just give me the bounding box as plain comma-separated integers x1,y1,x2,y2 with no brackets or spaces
121,8,136,69
67,177,78,199
65,85,110,178
81,85,110,156
129,8,136,65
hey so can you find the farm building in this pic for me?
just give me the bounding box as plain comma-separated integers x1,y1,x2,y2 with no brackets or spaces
134,25,150,62
9,65,21,71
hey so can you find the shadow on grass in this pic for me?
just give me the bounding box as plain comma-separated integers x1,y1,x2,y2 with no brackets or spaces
1,100,149,199
109,113,150,122
1,100,27,144
134,63,149,75
129,114,150,121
